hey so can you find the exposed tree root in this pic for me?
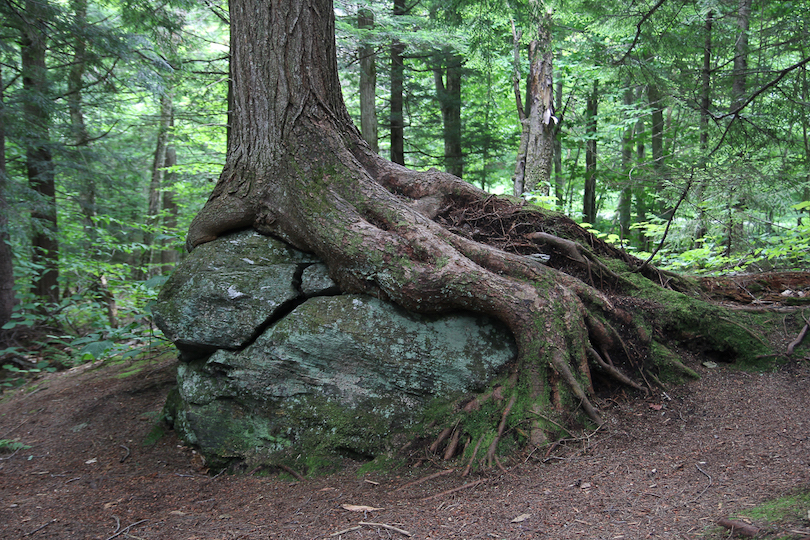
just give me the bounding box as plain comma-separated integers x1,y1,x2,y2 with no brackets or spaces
186,101,770,473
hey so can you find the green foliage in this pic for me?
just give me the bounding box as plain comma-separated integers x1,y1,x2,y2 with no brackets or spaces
1,0,808,390
0,439,32,453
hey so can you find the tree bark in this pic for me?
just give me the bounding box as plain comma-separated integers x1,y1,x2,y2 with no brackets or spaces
180,0,774,462
358,9,378,154
22,0,59,304
521,12,555,196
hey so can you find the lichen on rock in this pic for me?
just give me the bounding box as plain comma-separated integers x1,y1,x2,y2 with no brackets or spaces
155,230,517,471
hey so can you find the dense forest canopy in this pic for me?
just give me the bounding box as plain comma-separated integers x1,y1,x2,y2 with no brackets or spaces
0,0,808,371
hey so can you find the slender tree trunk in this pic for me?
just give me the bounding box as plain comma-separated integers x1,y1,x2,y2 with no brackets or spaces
68,0,89,146
583,80,598,224
138,94,173,279
730,0,752,114
617,87,633,241
694,9,714,243
553,78,563,207
0,65,15,334
799,46,809,226
511,21,528,196
390,0,406,165
700,10,713,153
22,0,59,304
521,11,555,196
358,9,378,153
161,144,180,274
434,49,463,178
647,82,672,220
634,103,649,249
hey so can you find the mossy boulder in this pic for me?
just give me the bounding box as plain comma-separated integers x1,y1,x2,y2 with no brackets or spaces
154,230,517,471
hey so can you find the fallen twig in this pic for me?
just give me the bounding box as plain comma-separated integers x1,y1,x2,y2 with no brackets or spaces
693,463,712,500
358,521,413,537
119,444,131,463
717,518,760,537
420,478,486,502
391,468,455,492
23,519,57,536
330,525,362,536
104,519,147,540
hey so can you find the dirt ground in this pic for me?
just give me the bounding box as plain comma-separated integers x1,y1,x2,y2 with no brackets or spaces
1,275,809,540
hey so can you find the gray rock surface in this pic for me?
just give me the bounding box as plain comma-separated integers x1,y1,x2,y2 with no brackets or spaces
154,230,517,469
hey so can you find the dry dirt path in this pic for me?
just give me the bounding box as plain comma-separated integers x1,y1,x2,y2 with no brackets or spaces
1,355,808,540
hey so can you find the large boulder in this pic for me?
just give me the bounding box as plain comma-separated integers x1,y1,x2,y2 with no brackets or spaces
154,230,517,470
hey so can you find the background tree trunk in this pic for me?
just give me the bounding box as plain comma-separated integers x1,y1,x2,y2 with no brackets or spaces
138,94,172,280
358,9,378,154
618,86,633,240
161,144,179,274
521,12,555,195
22,0,59,304
389,0,406,165
730,0,751,114
511,21,528,196
434,49,463,178
0,65,15,335
68,0,90,147
583,80,598,224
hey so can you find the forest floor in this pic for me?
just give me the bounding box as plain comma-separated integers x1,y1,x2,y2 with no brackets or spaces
1,273,809,540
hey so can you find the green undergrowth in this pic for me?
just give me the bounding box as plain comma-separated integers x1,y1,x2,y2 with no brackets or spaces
705,489,810,539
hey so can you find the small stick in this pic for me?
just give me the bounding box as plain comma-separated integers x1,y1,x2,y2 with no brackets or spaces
693,463,712,500
392,468,455,492
330,525,362,536
104,519,147,540
358,521,413,537
419,478,486,502
23,519,57,536
119,444,131,463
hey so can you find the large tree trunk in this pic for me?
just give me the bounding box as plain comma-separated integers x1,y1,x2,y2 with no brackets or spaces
182,0,774,462
22,0,59,304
